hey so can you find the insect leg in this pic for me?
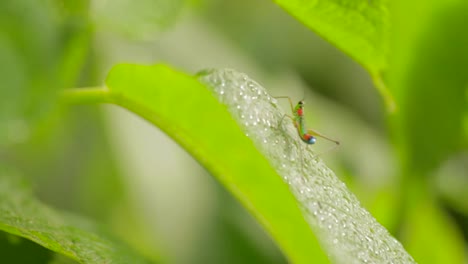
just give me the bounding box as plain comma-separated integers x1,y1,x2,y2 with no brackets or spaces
273,96,295,113
307,128,340,145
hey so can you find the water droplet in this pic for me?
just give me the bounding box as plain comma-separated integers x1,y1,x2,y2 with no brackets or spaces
197,69,416,264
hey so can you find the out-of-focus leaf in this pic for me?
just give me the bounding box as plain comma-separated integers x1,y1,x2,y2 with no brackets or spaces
0,0,90,147
191,188,287,264
0,165,151,264
0,0,58,146
53,0,90,17
0,232,53,263
90,0,185,38
435,153,468,217
48,254,80,264
272,0,388,73
402,189,465,264
390,2,468,175
271,0,393,108
388,3,468,262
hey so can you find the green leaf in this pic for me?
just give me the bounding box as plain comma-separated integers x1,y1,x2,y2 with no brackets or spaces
198,68,414,263
0,165,151,264
271,0,392,107
0,232,54,263
0,0,59,146
402,187,465,264
387,2,468,262
0,0,90,147
102,63,327,263
390,2,468,175
66,63,415,263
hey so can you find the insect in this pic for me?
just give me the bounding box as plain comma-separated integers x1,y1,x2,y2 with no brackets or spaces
274,96,340,148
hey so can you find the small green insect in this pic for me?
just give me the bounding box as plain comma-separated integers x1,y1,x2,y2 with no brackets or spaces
274,96,340,148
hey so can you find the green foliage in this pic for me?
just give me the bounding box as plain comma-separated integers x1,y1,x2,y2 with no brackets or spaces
390,1,468,175
104,64,328,263
0,0,58,146
198,68,414,263
1,0,467,263
62,63,414,263
388,1,468,262
0,165,150,263
272,0,393,108
403,190,464,264
272,0,389,73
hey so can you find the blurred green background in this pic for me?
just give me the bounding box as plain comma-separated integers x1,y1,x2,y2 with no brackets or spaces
1,0,467,263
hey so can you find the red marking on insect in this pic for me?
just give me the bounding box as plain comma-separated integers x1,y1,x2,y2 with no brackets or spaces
297,108,303,116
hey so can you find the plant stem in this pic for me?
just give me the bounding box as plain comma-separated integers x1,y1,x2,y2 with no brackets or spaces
372,73,397,113
62,87,111,104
